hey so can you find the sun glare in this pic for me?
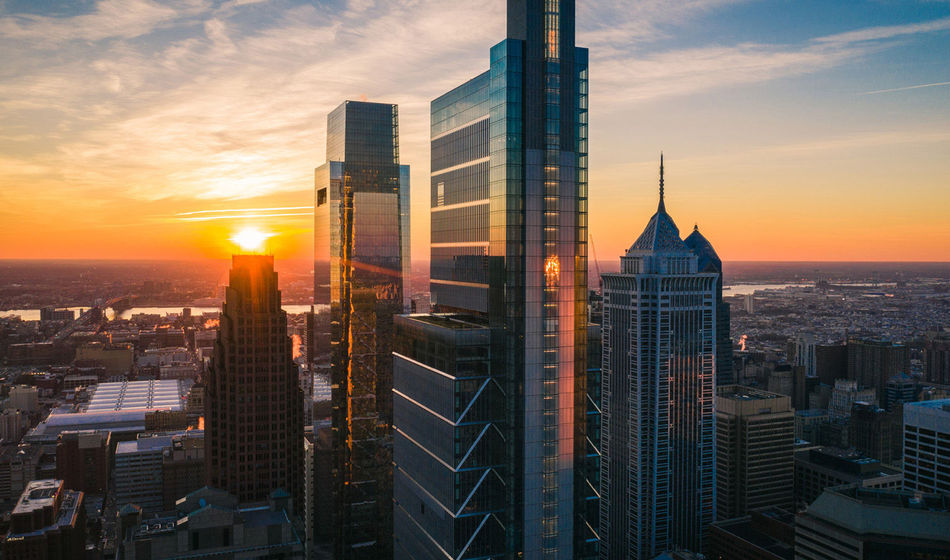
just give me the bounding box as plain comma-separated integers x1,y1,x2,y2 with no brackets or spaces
230,226,273,253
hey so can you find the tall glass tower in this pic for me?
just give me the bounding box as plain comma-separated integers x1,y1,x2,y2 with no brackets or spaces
600,158,717,559
393,1,595,558
314,100,410,559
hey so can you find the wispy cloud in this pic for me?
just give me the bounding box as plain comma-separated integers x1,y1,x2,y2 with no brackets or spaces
861,80,950,95
177,206,313,216
1,0,949,259
815,15,950,45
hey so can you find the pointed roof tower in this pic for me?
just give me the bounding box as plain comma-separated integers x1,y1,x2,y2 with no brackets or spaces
684,223,722,274
627,153,688,255
658,151,666,213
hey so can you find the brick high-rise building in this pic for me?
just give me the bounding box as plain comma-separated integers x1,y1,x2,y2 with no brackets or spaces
55,430,110,495
205,255,303,513
847,337,909,400
924,327,950,385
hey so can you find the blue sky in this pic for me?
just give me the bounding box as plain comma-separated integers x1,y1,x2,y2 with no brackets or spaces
0,0,948,260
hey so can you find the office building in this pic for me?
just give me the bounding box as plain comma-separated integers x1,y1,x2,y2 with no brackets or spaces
708,507,795,560
116,433,173,513
848,403,901,466
114,430,205,514
787,334,816,378
55,429,110,494
846,337,909,400
0,444,44,502
884,373,916,410
793,447,901,508
392,314,504,559
205,255,303,512
314,99,409,558
40,307,75,322
601,161,717,558
4,385,39,413
0,409,29,444
794,409,828,444
814,344,847,387
903,399,950,494
118,486,304,559
1,479,86,560
795,485,950,559
767,365,807,411
829,379,875,421
393,1,595,558
925,327,950,384
685,225,733,385
161,430,205,511
716,386,794,520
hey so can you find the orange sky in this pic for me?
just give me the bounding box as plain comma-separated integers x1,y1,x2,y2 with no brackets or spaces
1,0,949,262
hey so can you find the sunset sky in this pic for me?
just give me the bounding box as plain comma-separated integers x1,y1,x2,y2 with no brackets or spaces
1,0,948,262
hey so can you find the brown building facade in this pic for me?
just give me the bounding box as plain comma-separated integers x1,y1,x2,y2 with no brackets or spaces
205,255,303,513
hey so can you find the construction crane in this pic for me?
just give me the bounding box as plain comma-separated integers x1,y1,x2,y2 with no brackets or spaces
589,233,603,292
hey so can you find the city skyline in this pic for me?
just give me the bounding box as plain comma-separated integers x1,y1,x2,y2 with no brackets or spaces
1,0,949,262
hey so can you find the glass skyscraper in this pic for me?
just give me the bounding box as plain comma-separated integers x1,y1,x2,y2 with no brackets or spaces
600,159,717,559
684,225,733,385
314,100,410,559
393,1,596,558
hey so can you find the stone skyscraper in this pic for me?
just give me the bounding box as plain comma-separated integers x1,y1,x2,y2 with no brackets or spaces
314,100,409,558
600,158,717,559
206,255,304,512
392,1,596,558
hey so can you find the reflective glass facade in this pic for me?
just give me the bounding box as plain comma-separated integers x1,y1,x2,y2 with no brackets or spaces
394,2,595,559
600,183,717,559
392,315,506,559
314,100,409,559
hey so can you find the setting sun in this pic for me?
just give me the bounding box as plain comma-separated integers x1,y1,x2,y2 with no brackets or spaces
229,226,273,253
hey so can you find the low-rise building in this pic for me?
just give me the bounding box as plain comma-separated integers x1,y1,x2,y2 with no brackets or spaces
118,486,303,559
795,485,950,559
708,507,795,560
75,342,134,376
794,447,901,509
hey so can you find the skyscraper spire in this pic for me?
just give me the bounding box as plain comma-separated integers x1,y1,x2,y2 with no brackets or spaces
658,152,666,213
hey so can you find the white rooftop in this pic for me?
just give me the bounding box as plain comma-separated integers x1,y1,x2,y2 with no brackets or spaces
85,380,184,413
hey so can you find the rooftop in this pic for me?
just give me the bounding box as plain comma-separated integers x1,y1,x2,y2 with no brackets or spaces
401,313,488,330
13,479,61,515
806,485,950,541
85,379,184,412
718,385,786,401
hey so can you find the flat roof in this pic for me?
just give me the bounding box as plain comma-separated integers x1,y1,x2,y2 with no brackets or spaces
718,385,785,401
13,479,61,515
